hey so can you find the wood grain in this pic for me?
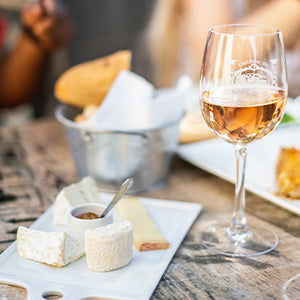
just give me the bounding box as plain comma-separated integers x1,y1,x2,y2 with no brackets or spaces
1,118,300,299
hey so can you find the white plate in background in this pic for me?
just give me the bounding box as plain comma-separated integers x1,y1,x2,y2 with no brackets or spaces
178,125,300,216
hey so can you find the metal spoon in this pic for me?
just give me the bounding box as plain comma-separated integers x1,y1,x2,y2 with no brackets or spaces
99,178,134,218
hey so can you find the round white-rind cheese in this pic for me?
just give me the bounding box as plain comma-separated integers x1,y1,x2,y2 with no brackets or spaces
85,220,133,272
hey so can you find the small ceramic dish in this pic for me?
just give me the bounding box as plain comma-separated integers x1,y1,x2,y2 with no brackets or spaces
68,203,113,244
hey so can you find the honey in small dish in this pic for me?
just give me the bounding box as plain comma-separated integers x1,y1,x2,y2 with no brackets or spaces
75,212,99,220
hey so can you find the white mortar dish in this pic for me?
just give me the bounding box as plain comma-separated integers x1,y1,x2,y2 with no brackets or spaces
68,203,113,244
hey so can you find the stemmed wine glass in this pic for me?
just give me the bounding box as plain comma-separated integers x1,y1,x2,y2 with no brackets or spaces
199,24,287,257
283,273,300,300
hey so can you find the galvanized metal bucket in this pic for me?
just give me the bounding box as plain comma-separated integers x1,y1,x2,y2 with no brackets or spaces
55,105,182,193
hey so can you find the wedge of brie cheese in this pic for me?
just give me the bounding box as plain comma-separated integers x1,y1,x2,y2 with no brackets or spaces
53,176,101,225
85,220,133,272
17,226,84,267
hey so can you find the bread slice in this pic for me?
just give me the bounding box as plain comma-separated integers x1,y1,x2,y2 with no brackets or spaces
276,147,300,198
115,197,169,251
74,104,98,122
54,50,131,108
179,107,216,144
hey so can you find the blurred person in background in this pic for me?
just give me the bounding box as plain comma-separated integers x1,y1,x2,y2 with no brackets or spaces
147,0,300,97
0,0,155,126
0,0,73,126
65,0,155,83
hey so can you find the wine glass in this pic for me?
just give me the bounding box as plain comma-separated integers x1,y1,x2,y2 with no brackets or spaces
199,24,287,257
283,273,300,300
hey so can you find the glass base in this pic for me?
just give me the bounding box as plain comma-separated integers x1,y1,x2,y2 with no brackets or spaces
200,223,278,257
283,274,300,300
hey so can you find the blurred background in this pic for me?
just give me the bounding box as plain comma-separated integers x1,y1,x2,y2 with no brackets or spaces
0,0,299,126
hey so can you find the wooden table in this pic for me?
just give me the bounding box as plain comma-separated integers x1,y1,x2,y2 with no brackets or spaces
1,118,300,300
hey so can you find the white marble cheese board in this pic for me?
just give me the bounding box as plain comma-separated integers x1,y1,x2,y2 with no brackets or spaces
0,194,202,300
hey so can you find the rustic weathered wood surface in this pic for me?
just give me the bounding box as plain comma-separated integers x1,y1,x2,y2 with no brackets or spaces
1,118,300,300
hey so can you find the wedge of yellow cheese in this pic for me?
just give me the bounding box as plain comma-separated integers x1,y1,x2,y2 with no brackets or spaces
115,197,169,251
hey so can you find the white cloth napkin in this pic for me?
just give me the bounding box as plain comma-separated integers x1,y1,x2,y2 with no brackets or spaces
78,70,192,131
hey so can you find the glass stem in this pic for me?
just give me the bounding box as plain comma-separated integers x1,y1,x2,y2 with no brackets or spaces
230,145,248,236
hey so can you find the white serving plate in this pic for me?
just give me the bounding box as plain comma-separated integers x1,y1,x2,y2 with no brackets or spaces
178,125,300,216
0,194,202,300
